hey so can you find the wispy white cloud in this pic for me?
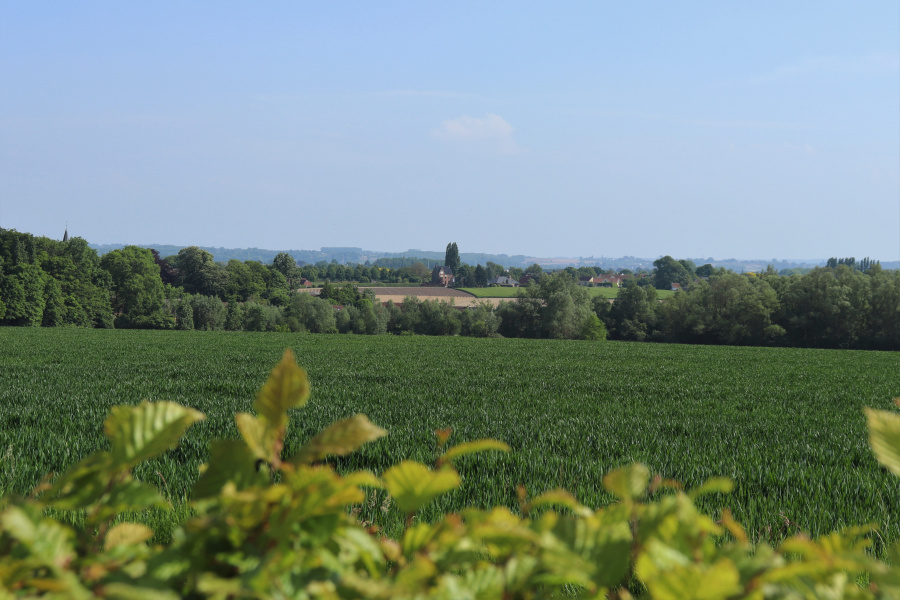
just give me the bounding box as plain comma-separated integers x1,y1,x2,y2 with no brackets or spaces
746,53,900,84
376,89,481,99
432,114,523,153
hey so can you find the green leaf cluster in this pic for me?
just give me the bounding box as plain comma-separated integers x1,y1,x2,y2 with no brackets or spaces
1,353,898,598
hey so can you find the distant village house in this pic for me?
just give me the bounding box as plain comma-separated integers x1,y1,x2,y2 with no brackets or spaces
431,266,455,287
488,276,519,287
579,275,625,287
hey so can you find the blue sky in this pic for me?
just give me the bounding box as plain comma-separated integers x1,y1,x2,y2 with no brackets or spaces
1,2,898,260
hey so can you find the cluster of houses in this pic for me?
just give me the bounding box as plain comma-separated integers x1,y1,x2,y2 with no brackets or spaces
305,264,691,292
429,266,525,287
428,266,653,289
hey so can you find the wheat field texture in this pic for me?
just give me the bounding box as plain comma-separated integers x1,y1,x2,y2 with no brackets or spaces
0,328,897,550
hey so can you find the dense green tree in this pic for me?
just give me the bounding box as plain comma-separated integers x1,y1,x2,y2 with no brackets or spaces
150,249,178,286
866,266,900,350
225,301,244,331
485,262,505,281
695,263,715,278
459,301,499,337
539,275,596,339
243,302,282,332
606,279,657,341
319,282,375,308
335,305,354,333
580,314,607,340
383,300,402,333
656,273,783,345
0,230,113,327
262,269,290,306
497,295,543,338
284,293,337,333
100,246,170,328
398,262,430,281
576,266,597,280
474,264,488,287
397,296,422,333
247,261,275,292
496,273,597,340
55,238,113,327
559,267,578,281
454,264,474,287
191,295,227,331
41,278,65,327
418,299,461,336
272,252,299,288
652,256,692,290
174,246,226,297
776,266,867,348
299,265,319,283
1,263,46,326
351,298,388,335
173,299,195,330
325,263,346,282
225,260,266,301
0,263,5,321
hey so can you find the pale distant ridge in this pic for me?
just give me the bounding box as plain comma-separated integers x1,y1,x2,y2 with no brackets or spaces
88,243,897,271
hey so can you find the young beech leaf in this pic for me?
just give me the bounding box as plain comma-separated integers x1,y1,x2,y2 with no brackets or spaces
48,451,116,510
104,401,205,469
526,489,592,517
865,407,900,477
1,505,76,566
253,349,310,427
603,463,650,502
193,439,264,500
688,477,734,500
639,554,742,600
105,523,154,551
719,509,748,545
383,461,461,514
341,470,383,489
550,517,631,589
439,439,510,464
290,414,387,465
93,479,167,521
235,412,280,463
102,583,180,600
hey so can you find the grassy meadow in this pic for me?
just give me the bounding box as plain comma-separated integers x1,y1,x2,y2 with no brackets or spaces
0,328,898,551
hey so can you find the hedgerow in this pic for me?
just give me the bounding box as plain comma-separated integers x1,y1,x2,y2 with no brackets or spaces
1,350,898,598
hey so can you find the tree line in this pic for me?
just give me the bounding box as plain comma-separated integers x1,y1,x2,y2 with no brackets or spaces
1,229,897,349
600,262,900,350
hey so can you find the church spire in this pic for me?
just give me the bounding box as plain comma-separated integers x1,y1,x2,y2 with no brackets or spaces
63,221,68,242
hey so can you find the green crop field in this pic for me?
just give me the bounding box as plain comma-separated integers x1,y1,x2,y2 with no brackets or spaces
460,286,675,299
1,328,898,552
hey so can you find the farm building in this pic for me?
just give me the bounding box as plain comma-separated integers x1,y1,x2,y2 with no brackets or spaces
488,276,519,287
431,266,454,286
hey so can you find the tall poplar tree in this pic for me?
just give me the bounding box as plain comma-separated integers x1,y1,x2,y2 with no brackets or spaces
444,242,460,275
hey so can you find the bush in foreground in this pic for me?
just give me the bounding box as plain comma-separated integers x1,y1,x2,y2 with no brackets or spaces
1,351,898,598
